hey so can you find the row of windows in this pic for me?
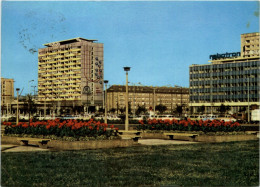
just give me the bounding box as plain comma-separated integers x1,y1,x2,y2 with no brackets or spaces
190,98,259,103
190,86,259,93
39,47,81,55
190,69,259,78
190,94,259,100
190,61,259,72
190,78,259,86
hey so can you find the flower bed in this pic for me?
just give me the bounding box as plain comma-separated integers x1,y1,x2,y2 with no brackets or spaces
137,119,244,132
3,118,118,141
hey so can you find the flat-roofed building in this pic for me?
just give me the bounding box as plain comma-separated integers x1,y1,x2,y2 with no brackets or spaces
38,38,104,114
1,78,14,114
189,32,260,114
107,85,189,115
241,32,260,58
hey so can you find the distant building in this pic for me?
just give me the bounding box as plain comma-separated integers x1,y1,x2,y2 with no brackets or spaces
189,32,260,114
106,85,189,115
1,78,14,114
37,38,104,114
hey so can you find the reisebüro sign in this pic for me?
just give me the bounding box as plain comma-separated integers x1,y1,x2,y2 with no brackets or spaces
209,52,241,60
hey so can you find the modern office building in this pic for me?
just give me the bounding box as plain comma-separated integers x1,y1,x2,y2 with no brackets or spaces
1,78,14,114
37,38,104,113
189,32,260,114
106,85,189,115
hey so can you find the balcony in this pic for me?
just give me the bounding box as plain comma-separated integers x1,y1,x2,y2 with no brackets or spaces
42,57,51,60
43,82,52,86
71,57,81,61
60,59,68,62
43,90,52,94
38,70,46,73
67,80,76,83
55,55,63,59
71,66,81,70
49,52,58,55
66,53,76,57
71,84,80,88
70,48,81,52
72,93,81,96
72,75,81,79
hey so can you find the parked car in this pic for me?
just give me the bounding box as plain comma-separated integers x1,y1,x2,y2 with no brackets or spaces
148,115,180,120
201,114,218,121
216,115,237,122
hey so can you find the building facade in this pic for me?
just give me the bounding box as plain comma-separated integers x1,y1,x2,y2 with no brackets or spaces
37,38,104,113
106,85,189,115
189,33,260,114
1,78,14,114
241,32,260,58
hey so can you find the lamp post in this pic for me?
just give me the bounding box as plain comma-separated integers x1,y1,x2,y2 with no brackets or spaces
129,82,141,118
28,80,34,95
16,88,20,125
123,67,131,131
247,77,250,123
153,87,156,117
104,80,109,124
31,86,36,98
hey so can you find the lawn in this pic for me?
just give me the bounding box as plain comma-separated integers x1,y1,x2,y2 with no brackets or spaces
1,140,259,186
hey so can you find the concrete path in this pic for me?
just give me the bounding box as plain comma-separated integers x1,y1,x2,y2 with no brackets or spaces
138,139,199,145
1,144,49,152
1,139,198,152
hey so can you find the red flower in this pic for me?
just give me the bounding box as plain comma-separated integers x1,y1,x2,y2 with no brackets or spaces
22,124,29,128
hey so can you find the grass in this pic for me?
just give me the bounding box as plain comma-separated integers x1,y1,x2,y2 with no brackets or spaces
1,140,259,186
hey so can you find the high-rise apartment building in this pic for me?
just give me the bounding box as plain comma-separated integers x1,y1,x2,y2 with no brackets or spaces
1,78,14,114
38,38,104,112
107,85,189,114
189,32,260,114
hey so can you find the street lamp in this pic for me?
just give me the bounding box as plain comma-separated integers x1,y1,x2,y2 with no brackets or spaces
247,77,250,123
16,88,20,125
31,86,36,98
129,82,141,118
28,80,34,95
153,87,156,117
104,80,109,124
123,67,131,131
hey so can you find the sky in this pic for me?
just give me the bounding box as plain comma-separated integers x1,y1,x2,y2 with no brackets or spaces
1,1,259,96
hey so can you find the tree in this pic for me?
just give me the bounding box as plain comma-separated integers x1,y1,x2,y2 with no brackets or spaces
98,107,105,113
119,107,125,114
121,102,132,114
88,106,96,113
174,104,183,117
217,104,231,114
197,105,205,114
128,102,132,114
155,104,167,114
25,94,37,123
136,105,147,116
239,107,246,113
109,108,116,113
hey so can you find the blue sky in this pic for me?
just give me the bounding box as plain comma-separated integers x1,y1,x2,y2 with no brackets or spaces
1,1,259,95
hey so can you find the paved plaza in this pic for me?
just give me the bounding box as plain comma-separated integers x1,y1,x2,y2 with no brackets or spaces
1,139,198,152
1,144,50,152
